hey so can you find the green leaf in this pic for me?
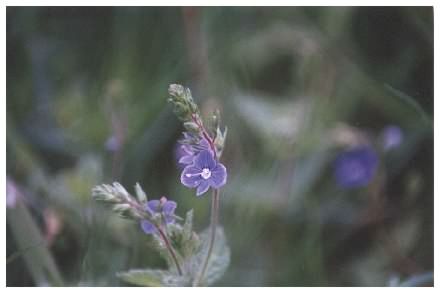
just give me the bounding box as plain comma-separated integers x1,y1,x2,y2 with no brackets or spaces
7,201,63,286
384,84,432,126
181,210,200,260
150,234,175,269
214,126,227,158
6,241,47,265
183,209,194,242
191,226,231,286
134,182,147,203
117,269,189,287
398,272,433,287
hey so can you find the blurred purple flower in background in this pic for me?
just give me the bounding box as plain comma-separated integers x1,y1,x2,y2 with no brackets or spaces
6,178,20,209
104,135,121,152
381,125,403,151
334,146,378,188
140,197,177,234
181,150,227,196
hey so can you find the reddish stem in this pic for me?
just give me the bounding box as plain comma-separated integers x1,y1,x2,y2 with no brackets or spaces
191,114,217,159
157,226,183,276
126,196,183,276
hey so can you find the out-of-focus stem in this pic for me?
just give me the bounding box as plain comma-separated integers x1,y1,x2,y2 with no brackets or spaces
182,7,209,95
194,188,220,286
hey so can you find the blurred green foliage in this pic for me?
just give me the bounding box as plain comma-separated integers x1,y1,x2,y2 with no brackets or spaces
7,7,433,286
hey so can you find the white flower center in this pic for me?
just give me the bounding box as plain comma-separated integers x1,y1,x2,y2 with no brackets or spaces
185,168,212,179
201,168,211,179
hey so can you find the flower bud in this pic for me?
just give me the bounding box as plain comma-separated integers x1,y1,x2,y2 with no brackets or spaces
112,203,130,211
168,84,185,98
113,182,131,201
214,126,227,158
92,185,123,203
113,203,145,220
135,182,147,203
183,121,200,133
168,84,200,122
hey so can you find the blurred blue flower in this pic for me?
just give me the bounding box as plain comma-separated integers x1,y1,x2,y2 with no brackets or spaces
334,146,378,188
181,150,227,196
381,125,403,150
140,197,177,234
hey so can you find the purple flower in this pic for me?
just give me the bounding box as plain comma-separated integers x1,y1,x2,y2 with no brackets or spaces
334,146,378,188
175,144,192,168
178,144,197,165
381,125,403,150
181,150,227,196
140,196,177,234
176,133,211,166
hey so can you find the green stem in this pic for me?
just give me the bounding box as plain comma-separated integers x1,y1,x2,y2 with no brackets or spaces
194,188,220,286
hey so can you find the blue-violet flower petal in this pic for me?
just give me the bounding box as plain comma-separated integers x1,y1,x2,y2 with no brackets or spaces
181,150,227,196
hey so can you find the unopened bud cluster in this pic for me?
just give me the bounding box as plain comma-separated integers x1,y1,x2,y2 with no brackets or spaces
168,84,227,160
92,182,149,220
168,84,199,123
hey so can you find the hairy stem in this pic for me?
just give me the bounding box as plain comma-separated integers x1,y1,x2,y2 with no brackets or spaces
157,226,183,276
191,114,217,158
194,188,220,286
123,196,183,275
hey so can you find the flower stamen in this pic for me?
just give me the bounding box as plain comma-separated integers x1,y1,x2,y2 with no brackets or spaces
185,168,212,179
201,168,211,179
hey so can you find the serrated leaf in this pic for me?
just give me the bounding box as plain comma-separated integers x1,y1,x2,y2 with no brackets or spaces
117,269,189,287
191,226,230,286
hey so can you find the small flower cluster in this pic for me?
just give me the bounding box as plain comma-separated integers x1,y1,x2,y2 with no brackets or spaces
168,84,228,196
140,197,177,234
91,84,231,286
92,182,182,239
93,182,181,239
92,182,198,281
